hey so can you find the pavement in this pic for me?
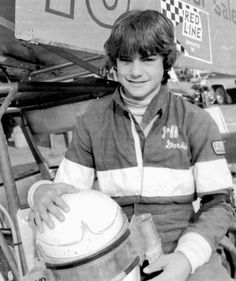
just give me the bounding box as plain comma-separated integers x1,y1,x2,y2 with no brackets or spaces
0,135,67,189
7,143,65,168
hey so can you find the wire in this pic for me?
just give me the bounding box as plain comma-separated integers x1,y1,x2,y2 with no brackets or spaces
0,204,24,279
0,229,19,279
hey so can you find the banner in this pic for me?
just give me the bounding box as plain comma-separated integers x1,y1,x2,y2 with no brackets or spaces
15,0,236,74
161,0,212,64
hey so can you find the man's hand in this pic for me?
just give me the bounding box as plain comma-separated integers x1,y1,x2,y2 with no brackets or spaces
143,252,191,281
33,183,79,232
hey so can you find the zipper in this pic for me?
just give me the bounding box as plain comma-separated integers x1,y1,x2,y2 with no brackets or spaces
129,114,144,195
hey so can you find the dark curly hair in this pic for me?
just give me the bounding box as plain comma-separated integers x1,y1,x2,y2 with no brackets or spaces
104,9,178,85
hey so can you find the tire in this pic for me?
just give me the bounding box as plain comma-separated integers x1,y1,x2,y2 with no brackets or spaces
215,87,226,104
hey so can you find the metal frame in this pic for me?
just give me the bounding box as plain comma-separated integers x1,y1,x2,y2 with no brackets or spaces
0,45,104,273
0,83,27,275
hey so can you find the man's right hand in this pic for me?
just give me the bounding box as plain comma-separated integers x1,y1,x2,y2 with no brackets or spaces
33,183,79,232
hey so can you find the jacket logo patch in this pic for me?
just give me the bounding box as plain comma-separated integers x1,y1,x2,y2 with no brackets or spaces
212,141,225,155
165,140,187,150
162,125,178,139
162,125,187,150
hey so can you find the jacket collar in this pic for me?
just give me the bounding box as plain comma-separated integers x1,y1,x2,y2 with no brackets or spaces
113,84,170,125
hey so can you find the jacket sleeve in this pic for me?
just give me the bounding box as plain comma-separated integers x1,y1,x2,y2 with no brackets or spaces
175,109,235,273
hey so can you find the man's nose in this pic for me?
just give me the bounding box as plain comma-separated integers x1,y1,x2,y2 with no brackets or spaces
130,60,142,77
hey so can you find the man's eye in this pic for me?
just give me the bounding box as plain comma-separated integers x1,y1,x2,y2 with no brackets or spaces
119,57,131,62
142,57,156,62
143,58,153,62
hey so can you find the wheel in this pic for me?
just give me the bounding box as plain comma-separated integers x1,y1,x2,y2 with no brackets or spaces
215,87,226,104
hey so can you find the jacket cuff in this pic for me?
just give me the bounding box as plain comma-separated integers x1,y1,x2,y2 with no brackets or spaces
175,232,212,273
27,180,53,209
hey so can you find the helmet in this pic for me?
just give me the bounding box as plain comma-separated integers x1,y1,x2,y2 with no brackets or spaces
35,190,140,281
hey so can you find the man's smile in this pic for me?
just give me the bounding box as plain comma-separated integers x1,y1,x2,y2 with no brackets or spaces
127,79,147,84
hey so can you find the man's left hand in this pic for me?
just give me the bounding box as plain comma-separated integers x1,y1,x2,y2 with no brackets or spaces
143,252,191,281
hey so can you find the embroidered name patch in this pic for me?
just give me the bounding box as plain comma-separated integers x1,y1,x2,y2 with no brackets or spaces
212,141,225,155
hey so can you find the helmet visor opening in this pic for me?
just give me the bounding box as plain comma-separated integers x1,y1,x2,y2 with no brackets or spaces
48,233,139,281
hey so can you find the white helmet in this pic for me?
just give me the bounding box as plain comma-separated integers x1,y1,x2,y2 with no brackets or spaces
35,190,140,281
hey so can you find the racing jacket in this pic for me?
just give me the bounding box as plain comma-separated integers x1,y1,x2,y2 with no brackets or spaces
29,84,234,273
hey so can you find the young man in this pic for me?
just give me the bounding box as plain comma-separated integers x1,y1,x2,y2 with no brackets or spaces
28,10,234,281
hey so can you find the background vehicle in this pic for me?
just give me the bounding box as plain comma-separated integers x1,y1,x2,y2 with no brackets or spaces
191,72,236,106
168,68,195,104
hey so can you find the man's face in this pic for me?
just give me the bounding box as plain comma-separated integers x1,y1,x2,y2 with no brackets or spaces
116,54,164,100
